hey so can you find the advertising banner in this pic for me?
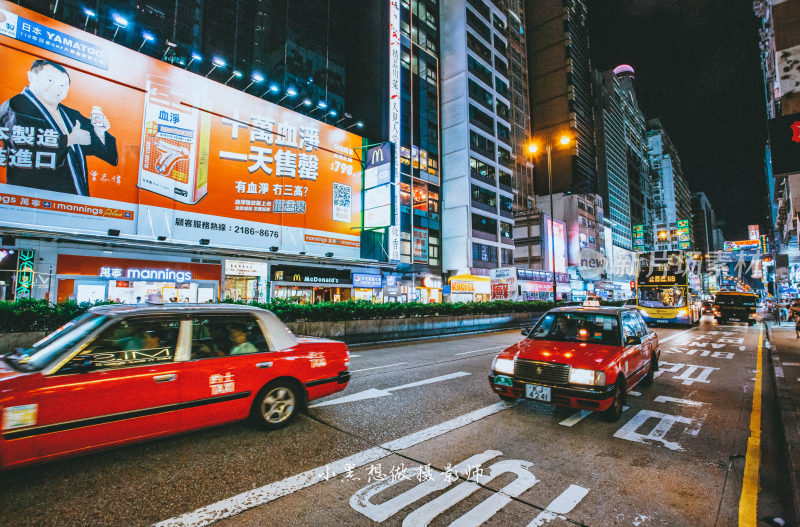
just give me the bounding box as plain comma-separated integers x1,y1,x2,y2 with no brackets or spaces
768,111,800,177
490,267,517,300
0,2,363,258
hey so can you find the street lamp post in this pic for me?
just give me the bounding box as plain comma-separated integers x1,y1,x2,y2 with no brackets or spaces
528,134,571,302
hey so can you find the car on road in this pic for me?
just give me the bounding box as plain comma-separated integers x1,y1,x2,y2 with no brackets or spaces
701,300,713,314
0,304,350,470
489,304,660,421
712,291,758,325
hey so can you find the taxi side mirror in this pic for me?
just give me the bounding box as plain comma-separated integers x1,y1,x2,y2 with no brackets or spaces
625,335,641,346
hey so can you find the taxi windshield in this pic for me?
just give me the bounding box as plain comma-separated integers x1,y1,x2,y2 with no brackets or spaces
4,313,108,372
638,287,687,308
529,312,620,346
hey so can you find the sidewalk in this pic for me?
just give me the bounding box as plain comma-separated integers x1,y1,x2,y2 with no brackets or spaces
764,318,800,520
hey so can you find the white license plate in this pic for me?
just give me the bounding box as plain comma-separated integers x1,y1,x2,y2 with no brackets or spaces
525,384,551,402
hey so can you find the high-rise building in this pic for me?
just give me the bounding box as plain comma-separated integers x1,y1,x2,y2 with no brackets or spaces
592,65,652,252
646,118,693,251
754,0,800,279
691,192,718,253
348,0,444,301
525,0,596,196
503,0,534,213
440,0,514,278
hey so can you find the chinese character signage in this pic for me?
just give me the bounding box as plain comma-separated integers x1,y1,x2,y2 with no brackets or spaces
14,248,34,299
748,224,760,241
387,0,401,262
0,1,363,259
412,227,428,264
723,240,760,251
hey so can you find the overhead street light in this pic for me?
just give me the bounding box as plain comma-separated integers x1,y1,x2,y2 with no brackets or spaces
343,120,364,131
244,73,264,92
185,52,202,69
261,83,280,97
224,70,243,86
205,56,226,77
82,8,96,31
111,14,128,42
138,31,154,52
278,87,298,104
334,112,353,125
293,98,313,110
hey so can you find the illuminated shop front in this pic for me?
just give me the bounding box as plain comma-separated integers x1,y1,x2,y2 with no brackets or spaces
224,260,269,302
448,274,491,302
516,269,571,301
270,265,352,303
353,272,383,302
55,254,221,303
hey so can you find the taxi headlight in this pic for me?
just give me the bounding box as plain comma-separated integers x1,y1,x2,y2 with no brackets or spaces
493,358,515,375
568,368,605,386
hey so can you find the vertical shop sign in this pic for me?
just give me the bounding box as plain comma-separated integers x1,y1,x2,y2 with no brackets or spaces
387,0,401,262
14,249,34,299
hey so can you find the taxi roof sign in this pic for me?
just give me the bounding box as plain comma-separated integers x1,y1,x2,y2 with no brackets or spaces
583,299,600,307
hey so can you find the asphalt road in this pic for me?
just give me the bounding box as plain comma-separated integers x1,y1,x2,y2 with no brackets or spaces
0,315,792,526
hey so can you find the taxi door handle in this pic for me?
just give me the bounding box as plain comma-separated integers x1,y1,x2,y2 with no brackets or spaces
257,362,273,369
153,374,177,383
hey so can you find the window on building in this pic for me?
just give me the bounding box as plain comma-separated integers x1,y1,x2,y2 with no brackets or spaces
471,184,497,208
500,196,513,214
496,123,510,143
495,77,509,98
497,147,511,167
470,157,496,182
467,54,493,85
470,131,495,157
472,214,497,235
466,8,491,41
469,104,494,134
466,33,492,63
468,80,493,110
473,242,498,263
495,100,510,120
500,222,512,239
501,248,513,265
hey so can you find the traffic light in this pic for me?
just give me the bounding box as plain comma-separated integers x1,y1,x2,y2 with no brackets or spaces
629,280,636,290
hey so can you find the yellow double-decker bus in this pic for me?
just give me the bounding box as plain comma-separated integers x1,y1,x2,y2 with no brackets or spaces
635,251,702,326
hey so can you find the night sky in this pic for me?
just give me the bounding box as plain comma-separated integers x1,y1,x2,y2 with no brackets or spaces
588,0,767,240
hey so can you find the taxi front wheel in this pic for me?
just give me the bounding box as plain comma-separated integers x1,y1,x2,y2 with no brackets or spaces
602,380,625,422
251,381,300,430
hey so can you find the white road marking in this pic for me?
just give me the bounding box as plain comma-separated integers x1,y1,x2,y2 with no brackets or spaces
351,362,406,373
309,372,471,408
526,484,590,527
776,367,784,378
658,328,696,344
559,410,593,427
629,391,641,397
654,395,705,407
739,346,746,351
455,345,508,356
155,403,512,527
783,362,800,367
349,354,361,358
614,409,701,451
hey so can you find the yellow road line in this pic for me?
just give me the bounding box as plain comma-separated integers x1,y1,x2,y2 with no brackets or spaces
738,328,763,526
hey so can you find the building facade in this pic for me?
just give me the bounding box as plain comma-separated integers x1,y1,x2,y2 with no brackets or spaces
646,118,693,251
691,192,718,253
440,0,514,279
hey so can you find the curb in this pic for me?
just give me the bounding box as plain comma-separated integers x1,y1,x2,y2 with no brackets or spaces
763,322,800,521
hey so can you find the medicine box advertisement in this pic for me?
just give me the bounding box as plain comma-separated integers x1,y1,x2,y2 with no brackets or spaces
0,1,363,258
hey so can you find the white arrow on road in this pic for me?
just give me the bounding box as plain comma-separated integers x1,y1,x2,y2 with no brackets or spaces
309,371,471,408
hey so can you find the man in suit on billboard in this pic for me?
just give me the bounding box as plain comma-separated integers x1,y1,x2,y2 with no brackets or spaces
0,59,118,196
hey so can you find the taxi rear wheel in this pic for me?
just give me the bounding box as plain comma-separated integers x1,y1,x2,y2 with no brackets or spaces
251,381,300,430
602,380,625,422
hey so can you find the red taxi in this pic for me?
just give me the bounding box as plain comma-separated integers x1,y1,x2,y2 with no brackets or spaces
0,304,350,470
489,304,659,421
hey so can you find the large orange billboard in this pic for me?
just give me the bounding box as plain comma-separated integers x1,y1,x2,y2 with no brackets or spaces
0,1,364,258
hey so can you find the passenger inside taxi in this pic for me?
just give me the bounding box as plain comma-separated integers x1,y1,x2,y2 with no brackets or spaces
229,325,258,355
